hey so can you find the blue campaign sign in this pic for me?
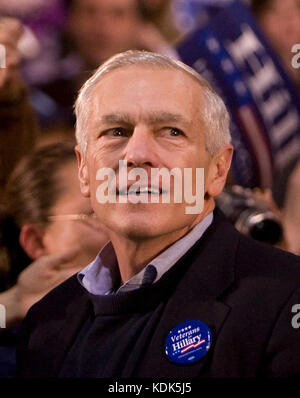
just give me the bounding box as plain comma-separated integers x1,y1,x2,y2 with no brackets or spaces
177,0,300,189
172,0,234,33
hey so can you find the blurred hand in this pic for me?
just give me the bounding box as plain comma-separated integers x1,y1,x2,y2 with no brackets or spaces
0,248,81,328
252,188,282,220
14,248,81,318
0,17,23,89
135,22,179,59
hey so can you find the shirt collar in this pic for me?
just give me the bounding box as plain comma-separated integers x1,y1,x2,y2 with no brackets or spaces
78,212,213,295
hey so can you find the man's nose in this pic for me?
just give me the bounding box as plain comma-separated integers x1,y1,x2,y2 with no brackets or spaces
123,128,158,168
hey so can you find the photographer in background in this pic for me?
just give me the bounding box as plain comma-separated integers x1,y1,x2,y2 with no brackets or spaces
0,17,39,199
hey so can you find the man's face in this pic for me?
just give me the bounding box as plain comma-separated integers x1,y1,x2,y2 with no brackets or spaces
77,66,231,241
69,0,140,67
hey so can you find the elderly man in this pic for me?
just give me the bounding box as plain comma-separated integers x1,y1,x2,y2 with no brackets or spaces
18,51,300,378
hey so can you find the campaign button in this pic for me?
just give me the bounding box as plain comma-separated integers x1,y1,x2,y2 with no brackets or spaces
165,320,212,365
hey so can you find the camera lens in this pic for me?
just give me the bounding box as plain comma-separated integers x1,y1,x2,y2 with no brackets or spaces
250,218,283,245
216,188,283,245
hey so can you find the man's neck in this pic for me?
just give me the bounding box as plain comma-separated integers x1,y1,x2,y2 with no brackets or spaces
109,202,215,284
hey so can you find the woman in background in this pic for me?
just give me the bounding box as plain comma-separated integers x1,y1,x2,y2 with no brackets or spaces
0,141,108,376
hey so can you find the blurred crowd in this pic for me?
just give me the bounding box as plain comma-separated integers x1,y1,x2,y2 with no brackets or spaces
0,0,299,377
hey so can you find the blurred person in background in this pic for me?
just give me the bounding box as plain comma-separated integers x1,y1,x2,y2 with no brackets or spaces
0,17,39,198
0,141,107,295
272,157,300,256
0,0,180,130
138,0,181,45
28,0,179,128
282,160,300,256
281,160,300,256
0,141,108,377
251,0,300,256
251,0,300,90
0,0,66,87
65,0,178,70
0,0,179,130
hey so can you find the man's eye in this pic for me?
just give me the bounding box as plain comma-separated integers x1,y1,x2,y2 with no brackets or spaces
168,128,184,137
102,127,128,137
112,128,126,136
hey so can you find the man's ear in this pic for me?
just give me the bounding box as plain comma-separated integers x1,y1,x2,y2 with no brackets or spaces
19,225,47,260
75,145,90,197
206,145,234,198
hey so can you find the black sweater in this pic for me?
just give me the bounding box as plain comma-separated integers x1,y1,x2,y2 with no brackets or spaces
59,242,198,378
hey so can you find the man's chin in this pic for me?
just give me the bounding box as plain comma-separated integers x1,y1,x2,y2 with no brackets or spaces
109,218,160,241
95,203,197,241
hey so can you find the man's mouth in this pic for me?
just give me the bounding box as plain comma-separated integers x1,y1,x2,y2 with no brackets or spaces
117,186,164,195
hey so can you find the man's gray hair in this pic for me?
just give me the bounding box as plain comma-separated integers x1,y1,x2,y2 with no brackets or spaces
74,50,231,155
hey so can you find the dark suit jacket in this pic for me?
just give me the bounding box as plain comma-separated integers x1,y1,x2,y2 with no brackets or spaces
17,210,300,377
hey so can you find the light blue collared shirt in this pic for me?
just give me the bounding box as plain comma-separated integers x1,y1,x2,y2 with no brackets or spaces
78,213,213,295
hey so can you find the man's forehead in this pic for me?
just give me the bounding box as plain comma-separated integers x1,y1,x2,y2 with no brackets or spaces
90,64,205,98
87,65,205,127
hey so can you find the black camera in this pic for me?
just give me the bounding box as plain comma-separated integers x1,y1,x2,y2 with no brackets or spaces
215,186,283,245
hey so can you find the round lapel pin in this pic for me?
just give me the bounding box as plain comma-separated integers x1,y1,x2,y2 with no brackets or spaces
165,320,212,365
